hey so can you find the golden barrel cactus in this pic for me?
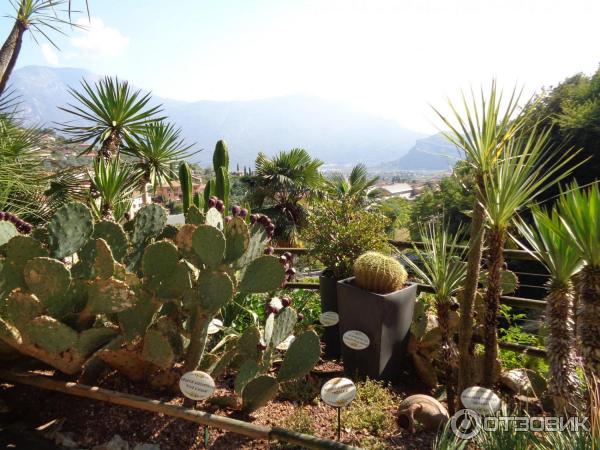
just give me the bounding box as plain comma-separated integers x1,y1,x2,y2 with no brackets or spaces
353,251,408,294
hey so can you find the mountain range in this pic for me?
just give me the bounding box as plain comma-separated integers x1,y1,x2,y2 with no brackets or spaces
9,65,456,169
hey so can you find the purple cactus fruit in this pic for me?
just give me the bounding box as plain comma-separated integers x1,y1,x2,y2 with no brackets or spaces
286,267,296,276
0,211,5,220
267,230,274,238
224,215,233,224
283,251,293,260
256,342,267,351
231,205,241,216
21,223,32,234
8,214,18,224
297,313,304,321
250,214,258,224
264,246,274,255
208,198,216,208
266,224,275,233
239,208,248,218
279,255,288,265
258,215,270,226
281,296,291,307
270,305,281,314
215,200,225,212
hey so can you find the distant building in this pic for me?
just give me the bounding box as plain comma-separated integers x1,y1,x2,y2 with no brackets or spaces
153,181,205,203
380,182,415,199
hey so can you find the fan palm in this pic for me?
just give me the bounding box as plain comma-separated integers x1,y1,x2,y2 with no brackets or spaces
89,157,138,220
557,183,600,379
433,82,529,396
326,164,382,205
402,221,467,414
246,148,323,245
479,129,579,385
514,206,582,412
59,76,164,159
122,121,196,203
0,1,87,94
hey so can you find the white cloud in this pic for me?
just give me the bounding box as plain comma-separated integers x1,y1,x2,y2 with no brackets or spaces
40,43,59,66
71,17,129,58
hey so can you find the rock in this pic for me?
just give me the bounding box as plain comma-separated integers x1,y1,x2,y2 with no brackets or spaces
133,445,161,450
53,431,79,448
500,369,533,395
93,435,130,450
397,394,449,433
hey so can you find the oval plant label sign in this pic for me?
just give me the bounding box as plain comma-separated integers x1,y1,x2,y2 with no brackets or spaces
461,386,501,414
319,311,339,327
207,318,223,335
276,335,295,351
321,377,356,407
179,371,216,401
343,330,370,350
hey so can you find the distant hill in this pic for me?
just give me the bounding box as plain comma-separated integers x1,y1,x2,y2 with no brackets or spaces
9,65,432,167
384,134,461,170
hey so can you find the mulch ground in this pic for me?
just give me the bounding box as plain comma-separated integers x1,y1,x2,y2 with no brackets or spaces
0,359,438,450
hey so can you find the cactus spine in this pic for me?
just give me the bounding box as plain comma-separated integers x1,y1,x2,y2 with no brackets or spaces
353,251,408,294
179,162,193,214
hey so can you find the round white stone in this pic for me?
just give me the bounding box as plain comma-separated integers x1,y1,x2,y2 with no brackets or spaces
321,377,356,407
179,371,216,401
342,330,370,350
319,311,339,327
461,386,502,414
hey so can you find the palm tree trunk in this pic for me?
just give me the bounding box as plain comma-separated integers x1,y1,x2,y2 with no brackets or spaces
578,265,600,378
458,195,486,398
483,227,505,386
546,284,578,413
0,20,26,96
438,299,456,415
100,130,122,159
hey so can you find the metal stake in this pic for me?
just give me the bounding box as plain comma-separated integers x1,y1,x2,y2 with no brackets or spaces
337,407,341,441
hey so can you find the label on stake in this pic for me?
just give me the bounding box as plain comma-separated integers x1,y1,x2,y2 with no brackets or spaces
319,311,339,327
342,330,370,350
321,377,356,407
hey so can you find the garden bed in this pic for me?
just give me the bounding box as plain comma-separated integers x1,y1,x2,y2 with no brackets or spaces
0,360,438,450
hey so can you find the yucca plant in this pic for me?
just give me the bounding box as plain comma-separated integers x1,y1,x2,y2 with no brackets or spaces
326,163,382,206
0,1,87,94
433,82,529,396
557,183,600,379
473,406,534,450
59,76,164,159
122,121,195,203
432,420,468,450
89,157,138,220
479,129,579,385
402,221,467,414
514,206,582,412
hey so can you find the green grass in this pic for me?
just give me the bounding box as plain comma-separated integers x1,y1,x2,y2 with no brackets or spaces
341,378,397,435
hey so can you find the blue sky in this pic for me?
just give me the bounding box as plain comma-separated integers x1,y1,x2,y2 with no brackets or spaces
2,0,599,133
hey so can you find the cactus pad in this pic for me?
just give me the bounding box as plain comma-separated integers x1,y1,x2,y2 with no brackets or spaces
224,217,249,263
23,257,71,316
233,224,270,269
270,307,297,349
142,241,179,279
192,225,225,268
93,238,116,279
22,316,78,353
234,360,262,395
118,291,159,340
131,204,167,245
205,207,223,230
238,256,285,293
276,331,320,383
76,327,118,356
175,224,196,253
6,235,46,269
142,329,175,369
48,202,94,258
87,277,136,314
0,222,18,247
5,289,43,328
238,326,261,361
93,220,128,262
241,375,279,413
185,205,205,226
195,270,234,313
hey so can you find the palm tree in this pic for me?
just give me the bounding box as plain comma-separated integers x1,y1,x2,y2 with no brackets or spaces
0,1,87,94
89,157,138,220
557,183,600,379
402,221,467,415
245,148,323,245
433,82,528,396
479,129,579,385
326,164,382,205
59,76,163,159
122,121,196,204
515,206,581,412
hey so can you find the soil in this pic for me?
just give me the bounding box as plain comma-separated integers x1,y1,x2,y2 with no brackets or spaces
0,360,438,450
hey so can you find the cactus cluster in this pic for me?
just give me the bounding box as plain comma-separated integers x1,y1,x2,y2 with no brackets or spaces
353,251,408,294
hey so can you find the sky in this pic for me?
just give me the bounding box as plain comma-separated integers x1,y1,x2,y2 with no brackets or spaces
3,0,600,134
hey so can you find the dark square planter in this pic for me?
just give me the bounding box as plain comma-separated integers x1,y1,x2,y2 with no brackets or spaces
319,274,341,359
337,277,417,382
